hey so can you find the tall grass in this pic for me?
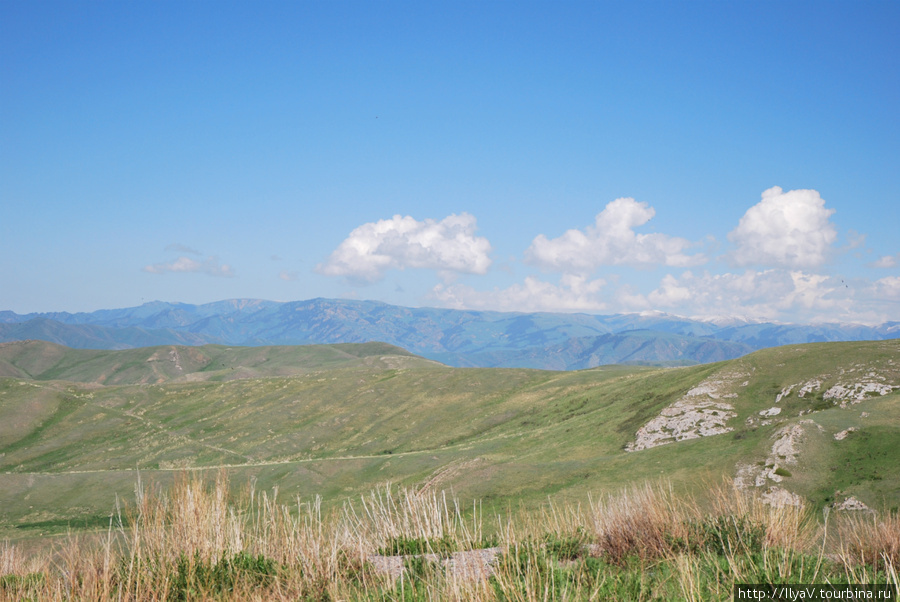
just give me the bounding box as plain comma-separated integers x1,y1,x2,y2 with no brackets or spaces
1,474,898,601
837,507,900,572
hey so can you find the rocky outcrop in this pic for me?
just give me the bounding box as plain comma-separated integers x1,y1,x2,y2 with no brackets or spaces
625,371,749,451
834,427,857,441
834,496,872,512
734,420,821,507
824,379,897,407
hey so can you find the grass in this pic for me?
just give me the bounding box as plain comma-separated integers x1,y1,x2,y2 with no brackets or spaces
1,339,899,546
0,473,897,601
0,340,423,386
1,339,899,598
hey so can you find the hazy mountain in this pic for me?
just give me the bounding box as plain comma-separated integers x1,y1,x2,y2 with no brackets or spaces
1,298,896,369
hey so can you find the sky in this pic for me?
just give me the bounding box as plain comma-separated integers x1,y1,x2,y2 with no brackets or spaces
2,1,899,324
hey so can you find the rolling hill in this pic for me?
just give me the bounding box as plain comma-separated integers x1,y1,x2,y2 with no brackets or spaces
0,339,429,384
1,338,898,541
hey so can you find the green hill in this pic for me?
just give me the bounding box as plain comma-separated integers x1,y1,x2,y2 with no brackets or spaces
0,339,427,384
1,339,898,540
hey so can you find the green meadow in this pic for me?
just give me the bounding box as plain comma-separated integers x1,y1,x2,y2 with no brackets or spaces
0,339,898,599
1,338,898,538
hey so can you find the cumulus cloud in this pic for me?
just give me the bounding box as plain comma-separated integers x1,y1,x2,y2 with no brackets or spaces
873,276,900,299
829,276,900,324
638,269,852,322
426,266,897,324
428,269,846,321
143,256,235,277
316,213,492,283
525,197,705,273
728,186,837,268
431,274,608,313
871,254,899,268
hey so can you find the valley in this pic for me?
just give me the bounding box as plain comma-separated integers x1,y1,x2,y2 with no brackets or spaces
1,338,898,542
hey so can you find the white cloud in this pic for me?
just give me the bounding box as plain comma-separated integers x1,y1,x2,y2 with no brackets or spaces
428,269,841,320
873,276,900,299
647,273,695,306
431,274,608,313
525,197,705,273
871,254,899,268
426,266,898,324
143,256,235,277
638,269,853,322
728,186,837,268
316,213,492,283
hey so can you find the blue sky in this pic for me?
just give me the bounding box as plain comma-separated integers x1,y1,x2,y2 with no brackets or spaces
2,1,898,324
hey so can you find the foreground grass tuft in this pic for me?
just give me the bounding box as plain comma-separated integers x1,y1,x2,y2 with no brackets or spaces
0,472,897,600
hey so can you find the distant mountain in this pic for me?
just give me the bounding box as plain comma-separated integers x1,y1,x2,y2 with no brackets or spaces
0,316,216,350
1,298,897,370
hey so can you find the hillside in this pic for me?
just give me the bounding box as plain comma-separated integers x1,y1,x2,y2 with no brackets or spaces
0,339,428,384
0,338,898,541
4,298,899,369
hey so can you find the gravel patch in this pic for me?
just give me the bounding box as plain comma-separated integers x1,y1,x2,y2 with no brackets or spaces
368,547,502,581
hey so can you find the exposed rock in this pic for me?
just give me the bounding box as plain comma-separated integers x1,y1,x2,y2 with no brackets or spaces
775,385,794,403
824,381,897,407
765,422,818,466
834,427,856,441
759,407,782,417
626,399,736,452
734,463,762,490
626,371,748,451
798,379,823,397
733,420,820,506
761,487,802,507
834,496,871,512
776,378,824,403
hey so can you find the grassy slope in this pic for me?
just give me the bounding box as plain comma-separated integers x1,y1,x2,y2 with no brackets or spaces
0,340,424,384
1,339,898,540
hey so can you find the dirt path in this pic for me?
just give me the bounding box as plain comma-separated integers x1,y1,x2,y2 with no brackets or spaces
6,410,595,477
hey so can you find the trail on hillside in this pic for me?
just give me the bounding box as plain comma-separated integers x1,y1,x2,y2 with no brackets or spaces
6,394,608,477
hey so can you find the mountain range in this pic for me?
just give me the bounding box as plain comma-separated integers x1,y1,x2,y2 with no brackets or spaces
2,298,898,370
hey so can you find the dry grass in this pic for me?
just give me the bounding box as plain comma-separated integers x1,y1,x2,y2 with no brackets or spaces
589,481,692,564
344,484,487,555
836,507,900,571
1,474,898,601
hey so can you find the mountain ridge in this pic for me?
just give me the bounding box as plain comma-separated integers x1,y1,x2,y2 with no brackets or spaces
2,298,898,370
